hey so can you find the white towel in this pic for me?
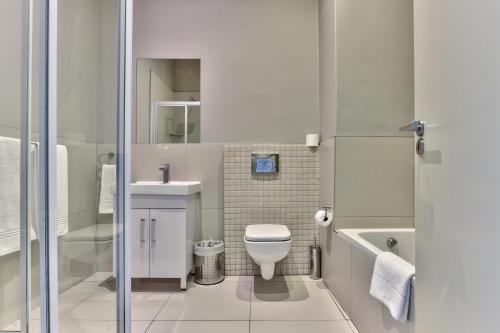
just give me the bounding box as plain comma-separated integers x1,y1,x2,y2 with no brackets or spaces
369,251,415,322
0,137,22,256
0,138,68,256
99,164,116,214
56,145,68,235
30,143,69,239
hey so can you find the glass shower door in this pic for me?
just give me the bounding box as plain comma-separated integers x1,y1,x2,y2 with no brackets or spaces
46,0,132,331
0,0,132,332
0,0,36,332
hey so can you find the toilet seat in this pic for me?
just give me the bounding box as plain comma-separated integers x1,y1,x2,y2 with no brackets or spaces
244,224,291,242
244,224,292,280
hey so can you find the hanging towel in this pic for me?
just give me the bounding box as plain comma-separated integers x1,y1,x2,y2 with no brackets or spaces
369,252,415,322
0,137,22,256
56,145,68,235
29,143,69,239
0,138,68,256
99,164,116,214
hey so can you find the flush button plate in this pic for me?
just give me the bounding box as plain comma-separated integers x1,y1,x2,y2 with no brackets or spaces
251,154,279,174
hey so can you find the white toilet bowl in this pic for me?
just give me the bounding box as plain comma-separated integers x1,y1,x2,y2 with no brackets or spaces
244,224,292,280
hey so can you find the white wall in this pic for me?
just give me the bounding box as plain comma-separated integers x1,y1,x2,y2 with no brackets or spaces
133,0,319,143
415,1,500,332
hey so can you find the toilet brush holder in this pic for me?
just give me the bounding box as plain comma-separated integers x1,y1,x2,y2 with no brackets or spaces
309,237,321,280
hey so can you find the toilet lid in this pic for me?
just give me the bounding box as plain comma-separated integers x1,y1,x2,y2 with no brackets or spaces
245,224,291,241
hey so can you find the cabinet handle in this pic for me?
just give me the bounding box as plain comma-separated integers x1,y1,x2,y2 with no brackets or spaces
140,218,146,242
151,218,156,242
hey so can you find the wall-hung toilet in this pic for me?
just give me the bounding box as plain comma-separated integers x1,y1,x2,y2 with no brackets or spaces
244,224,292,280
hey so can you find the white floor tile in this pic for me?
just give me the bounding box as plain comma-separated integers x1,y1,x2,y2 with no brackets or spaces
250,321,353,333
146,321,249,333
347,320,360,333
32,281,106,319
89,284,171,302
155,281,251,320
223,275,254,283
251,280,344,321
83,272,113,283
1,319,22,332
326,285,350,320
61,298,166,321
132,321,153,333
2,319,151,333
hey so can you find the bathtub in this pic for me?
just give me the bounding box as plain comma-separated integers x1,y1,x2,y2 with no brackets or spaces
323,229,415,333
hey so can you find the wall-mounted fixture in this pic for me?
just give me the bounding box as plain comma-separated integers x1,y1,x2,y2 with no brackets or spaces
251,154,279,174
306,133,320,147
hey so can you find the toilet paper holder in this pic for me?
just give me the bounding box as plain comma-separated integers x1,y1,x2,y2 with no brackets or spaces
319,206,332,221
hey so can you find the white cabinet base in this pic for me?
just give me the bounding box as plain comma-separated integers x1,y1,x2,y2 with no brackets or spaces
125,193,199,290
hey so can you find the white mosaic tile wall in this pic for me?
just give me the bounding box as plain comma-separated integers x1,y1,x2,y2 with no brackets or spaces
224,144,320,276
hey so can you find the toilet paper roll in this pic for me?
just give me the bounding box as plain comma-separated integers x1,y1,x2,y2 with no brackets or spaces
315,209,333,227
306,134,320,147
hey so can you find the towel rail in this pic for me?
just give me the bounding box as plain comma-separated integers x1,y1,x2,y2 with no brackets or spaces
97,152,115,179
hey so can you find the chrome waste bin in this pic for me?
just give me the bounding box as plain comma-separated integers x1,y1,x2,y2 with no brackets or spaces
194,240,225,285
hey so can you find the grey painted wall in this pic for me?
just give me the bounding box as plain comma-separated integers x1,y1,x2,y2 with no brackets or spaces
318,0,415,296
336,0,414,136
133,0,320,144
319,0,337,141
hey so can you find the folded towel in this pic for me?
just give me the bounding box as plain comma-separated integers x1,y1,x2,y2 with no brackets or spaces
99,164,116,214
369,251,415,322
0,137,22,256
30,143,69,239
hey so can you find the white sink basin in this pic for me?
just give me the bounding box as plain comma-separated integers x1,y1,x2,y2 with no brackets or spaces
131,181,201,196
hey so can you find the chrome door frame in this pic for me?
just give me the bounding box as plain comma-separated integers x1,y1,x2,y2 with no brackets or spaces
20,0,33,332
116,0,133,332
38,0,59,331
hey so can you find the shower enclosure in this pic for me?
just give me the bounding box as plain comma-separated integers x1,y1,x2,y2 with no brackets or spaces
0,0,133,332
150,101,201,144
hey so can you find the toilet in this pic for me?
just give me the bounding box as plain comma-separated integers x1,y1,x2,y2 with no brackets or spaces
244,224,292,280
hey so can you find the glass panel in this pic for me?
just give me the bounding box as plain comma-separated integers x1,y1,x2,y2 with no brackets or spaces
186,104,200,143
0,0,35,331
55,0,120,331
157,106,186,143
0,0,23,327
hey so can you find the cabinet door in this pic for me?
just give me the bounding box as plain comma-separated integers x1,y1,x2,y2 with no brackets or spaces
150,209,186,278
131,209,150,278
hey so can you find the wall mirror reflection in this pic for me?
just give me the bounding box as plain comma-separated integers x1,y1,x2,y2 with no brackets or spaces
136,59,201,143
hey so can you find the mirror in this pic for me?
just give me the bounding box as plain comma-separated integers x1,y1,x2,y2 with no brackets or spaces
135,59,201,143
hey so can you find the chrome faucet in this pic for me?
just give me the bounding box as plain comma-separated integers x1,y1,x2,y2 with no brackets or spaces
159,164,170,183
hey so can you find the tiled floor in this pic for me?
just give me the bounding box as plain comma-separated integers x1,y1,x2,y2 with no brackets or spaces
2,274,359,333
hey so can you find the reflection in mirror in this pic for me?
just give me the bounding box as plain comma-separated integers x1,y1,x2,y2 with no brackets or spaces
136,59,200,143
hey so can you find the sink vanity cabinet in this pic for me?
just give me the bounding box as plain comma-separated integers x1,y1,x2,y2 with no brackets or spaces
116,181,201,290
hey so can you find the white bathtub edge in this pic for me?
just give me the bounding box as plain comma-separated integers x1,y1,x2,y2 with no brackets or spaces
337,228,416,287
